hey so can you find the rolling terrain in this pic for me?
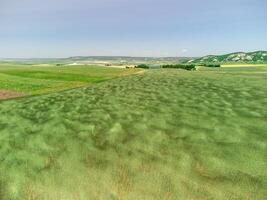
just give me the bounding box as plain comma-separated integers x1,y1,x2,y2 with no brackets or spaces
0,66,266,199
0,56,195,66
0,64,139,99
190,51,267,64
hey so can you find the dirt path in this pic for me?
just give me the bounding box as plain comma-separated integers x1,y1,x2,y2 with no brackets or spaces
0,90,25,100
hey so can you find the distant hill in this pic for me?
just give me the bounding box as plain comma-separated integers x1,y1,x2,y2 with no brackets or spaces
0,56,195,65
67,56,195,62
189,51,267,64
65,56,196,65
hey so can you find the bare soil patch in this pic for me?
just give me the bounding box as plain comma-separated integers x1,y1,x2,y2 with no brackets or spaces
0,90,25,100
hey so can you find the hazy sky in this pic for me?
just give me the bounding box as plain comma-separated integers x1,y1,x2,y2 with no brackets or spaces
0,0,267,58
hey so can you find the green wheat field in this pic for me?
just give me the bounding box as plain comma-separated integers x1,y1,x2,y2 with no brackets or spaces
0,65,267,199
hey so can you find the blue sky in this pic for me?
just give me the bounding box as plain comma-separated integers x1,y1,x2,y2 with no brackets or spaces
0,0,267,58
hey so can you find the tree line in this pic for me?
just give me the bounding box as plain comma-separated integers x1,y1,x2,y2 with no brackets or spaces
135,63,220,70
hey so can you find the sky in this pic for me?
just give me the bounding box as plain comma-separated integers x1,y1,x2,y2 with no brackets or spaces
0,0,267,58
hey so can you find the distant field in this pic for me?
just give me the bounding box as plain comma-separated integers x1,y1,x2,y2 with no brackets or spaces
222,64,267,67
0,67,266,199
197,65,267,74
0,64,140,99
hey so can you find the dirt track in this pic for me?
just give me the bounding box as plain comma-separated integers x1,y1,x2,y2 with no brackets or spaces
0,90,24,100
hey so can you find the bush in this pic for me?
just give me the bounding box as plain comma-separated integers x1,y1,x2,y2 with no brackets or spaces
136,64,149,69
161,64,196,71
202,64,221,68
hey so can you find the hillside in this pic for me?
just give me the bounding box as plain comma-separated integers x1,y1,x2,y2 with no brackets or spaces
189,51,267,64
66,56,195,65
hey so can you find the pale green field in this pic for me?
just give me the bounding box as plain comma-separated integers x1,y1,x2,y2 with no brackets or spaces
0,66,266,199
222,64,267,67
0,64,139,96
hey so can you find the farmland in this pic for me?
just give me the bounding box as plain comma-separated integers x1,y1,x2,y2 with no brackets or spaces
0,65,266,199
0,64,140,99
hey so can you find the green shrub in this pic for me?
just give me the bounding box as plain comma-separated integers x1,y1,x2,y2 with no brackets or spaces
161,64,196,71
200,64,221,68
136,64,149,69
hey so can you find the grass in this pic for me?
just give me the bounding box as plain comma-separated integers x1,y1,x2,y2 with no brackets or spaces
222,64,267,67
0,64,139,96
0,67,266,199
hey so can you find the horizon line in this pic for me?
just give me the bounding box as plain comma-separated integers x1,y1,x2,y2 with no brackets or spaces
0,50,266,60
